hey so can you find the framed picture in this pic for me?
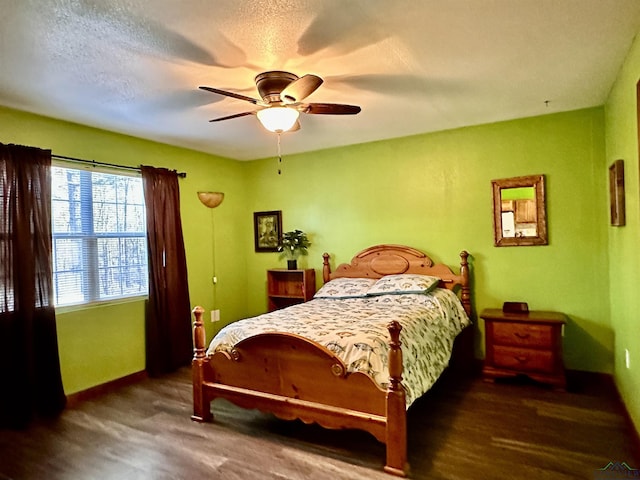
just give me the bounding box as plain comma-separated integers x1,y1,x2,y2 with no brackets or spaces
609,159,625,227
254,210,282,252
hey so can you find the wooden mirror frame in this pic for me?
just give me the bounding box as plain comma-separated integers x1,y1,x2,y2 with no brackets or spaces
492,174,548,247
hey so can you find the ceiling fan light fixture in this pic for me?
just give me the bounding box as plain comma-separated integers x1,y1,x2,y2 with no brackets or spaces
256,107,299,133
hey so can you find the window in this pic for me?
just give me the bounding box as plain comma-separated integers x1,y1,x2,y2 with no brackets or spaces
0,174,12,313
51,166,148,306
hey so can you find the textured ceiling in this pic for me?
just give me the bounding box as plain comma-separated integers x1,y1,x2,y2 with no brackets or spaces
1,0,639,160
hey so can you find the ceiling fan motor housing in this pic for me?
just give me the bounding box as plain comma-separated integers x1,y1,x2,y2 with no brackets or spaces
255,71,299,103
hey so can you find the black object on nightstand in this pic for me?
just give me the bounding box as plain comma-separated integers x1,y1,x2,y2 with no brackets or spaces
502,301,529,313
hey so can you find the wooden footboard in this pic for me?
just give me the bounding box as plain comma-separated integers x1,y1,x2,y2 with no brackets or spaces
191,306,409,476
191,245,472,477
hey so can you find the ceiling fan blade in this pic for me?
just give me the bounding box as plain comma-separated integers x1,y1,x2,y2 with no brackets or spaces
280,74,323,104
199,86,264,105
209,111,256,122
301,103,361,115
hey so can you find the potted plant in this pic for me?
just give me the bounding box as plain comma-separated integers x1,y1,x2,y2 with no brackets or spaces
277,229,311,270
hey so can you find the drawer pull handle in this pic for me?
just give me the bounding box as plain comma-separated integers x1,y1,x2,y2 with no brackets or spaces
514,356,529,363
514,332,530,339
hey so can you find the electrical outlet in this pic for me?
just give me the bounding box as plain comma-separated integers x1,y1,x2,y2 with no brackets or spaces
211,309,220,322
625,349,630,369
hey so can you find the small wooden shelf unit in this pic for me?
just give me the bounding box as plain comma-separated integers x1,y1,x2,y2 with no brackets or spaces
267,268,316,311
481,308,567,390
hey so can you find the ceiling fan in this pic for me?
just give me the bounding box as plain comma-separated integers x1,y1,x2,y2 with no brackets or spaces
199,71,361,133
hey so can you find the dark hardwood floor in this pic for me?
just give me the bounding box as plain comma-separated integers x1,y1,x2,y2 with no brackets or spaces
1,367,638,479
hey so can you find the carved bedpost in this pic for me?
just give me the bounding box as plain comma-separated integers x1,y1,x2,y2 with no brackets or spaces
322,252,331,283
384,321,409,477
191,306,212,422
459,250,471,316
192,306,206,359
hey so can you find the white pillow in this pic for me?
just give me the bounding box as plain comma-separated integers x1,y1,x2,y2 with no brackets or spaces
314,277,377,299
366,274,440,296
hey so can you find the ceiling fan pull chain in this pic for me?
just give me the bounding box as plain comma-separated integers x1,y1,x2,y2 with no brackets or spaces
277,132,282,175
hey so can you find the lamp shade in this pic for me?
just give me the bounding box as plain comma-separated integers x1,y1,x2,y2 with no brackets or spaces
197,191,224,208
256,107,300,133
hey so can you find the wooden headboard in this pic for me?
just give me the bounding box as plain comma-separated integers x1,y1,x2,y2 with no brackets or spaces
322,244,471,315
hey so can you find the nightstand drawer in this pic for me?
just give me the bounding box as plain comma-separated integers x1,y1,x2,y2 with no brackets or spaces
492,322,554,348
492,345,554,373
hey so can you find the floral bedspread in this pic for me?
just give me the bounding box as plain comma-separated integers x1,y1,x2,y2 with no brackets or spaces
206,288,470,407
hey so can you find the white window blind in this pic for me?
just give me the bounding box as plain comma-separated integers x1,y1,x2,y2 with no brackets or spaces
0,173,13,313
51,166,148,307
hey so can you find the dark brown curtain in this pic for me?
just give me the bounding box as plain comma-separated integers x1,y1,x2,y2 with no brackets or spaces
0,143,66,428
141,166,192,376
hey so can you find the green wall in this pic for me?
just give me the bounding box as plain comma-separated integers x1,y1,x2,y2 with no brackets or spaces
0,106,249,394
604,32,640,434
245,108,609,374
1,89,629,429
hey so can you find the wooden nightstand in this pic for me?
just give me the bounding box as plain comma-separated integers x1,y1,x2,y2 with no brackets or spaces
480,308,567,390
267,269,316,311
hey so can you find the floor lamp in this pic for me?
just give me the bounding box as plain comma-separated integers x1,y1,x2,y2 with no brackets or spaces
197,192,224,314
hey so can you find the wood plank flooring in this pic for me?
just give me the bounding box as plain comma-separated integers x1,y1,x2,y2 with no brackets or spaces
1,368,638,479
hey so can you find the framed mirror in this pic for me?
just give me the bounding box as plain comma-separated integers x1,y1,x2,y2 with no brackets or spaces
492,174,547,247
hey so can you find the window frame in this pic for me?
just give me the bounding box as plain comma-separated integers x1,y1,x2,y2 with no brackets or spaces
51,162,149,308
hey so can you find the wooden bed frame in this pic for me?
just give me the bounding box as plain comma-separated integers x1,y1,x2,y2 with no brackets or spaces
191,244,471,476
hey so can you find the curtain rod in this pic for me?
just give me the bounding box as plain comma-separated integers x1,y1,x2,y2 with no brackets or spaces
51,154,187,178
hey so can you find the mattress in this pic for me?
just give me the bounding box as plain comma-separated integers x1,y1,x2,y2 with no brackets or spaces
207,288,470,406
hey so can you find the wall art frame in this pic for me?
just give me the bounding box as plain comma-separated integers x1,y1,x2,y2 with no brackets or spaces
254,210,282,252
609,159,625,227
